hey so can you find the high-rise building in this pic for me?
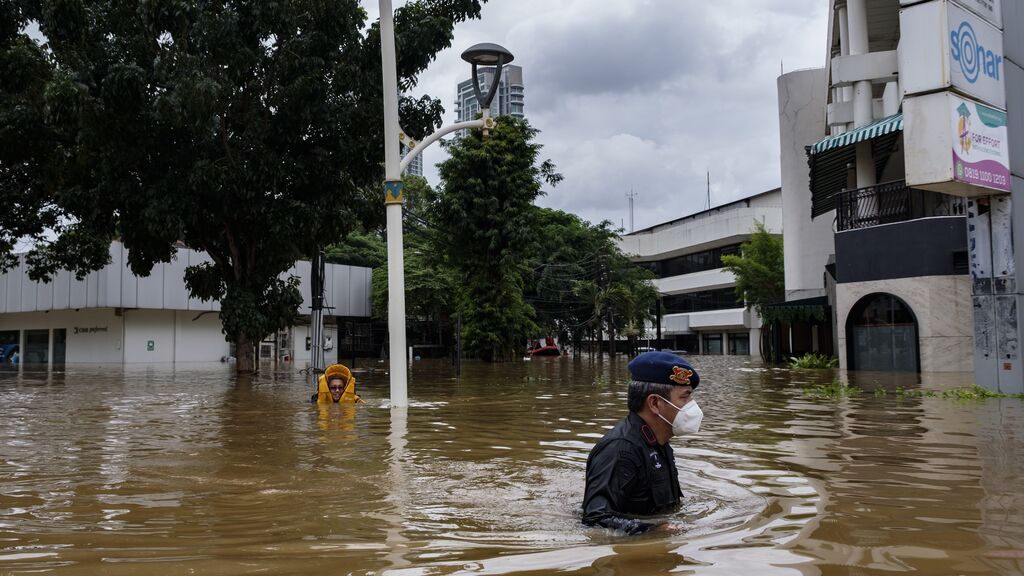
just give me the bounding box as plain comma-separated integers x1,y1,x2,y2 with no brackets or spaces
454,65,524,134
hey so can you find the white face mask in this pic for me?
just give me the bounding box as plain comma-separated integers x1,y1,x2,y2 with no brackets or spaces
655,395,703,436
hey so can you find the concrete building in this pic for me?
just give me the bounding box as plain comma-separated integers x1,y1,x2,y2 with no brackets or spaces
778,0,1022,391
0,242,372,366
618,190,783,358
455,65,524,129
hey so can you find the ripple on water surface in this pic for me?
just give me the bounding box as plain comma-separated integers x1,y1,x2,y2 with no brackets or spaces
1,357,1022,575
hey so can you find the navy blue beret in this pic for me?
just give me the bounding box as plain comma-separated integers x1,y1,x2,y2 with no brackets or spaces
627,351,700,388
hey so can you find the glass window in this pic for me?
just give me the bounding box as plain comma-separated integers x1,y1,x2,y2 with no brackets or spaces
702,333,723,355
728,333,750,356
24,329,49,364
849,293,919,372
662,288,740,314
643,243,743,279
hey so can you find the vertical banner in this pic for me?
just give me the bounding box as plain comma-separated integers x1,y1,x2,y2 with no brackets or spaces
951,96,1011,192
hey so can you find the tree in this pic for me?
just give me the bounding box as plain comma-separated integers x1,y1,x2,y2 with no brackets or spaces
1,0,488,372
720,220,785,316
720,220,784,359
433,117,561,361
523,209,614,349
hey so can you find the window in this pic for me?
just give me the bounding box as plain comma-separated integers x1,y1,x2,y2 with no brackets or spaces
702,333,723,355
728,333,750,356
662,288,740,314
642,243,743,278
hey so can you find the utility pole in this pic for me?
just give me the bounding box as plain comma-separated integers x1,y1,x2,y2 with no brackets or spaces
626,190,638,232
309,249,326,392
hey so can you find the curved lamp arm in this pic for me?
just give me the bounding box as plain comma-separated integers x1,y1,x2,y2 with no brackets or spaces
399,117,493,174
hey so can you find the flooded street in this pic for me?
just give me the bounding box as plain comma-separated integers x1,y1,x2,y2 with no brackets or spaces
1,356,1023,575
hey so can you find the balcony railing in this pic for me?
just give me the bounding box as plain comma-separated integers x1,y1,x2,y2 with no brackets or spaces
836,180,966,232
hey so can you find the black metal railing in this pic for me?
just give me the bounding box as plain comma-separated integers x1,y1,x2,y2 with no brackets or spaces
836,181,966,232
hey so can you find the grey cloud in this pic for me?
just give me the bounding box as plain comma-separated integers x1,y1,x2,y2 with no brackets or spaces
396,0,827,230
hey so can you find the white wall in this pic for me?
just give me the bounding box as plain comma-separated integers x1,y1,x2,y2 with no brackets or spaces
619,201,783,261
174,311,230,362
656,269,736,296
0,242,373,317
290,323,338,365
0,309,124,363
778,67,834,300
123,309,176,363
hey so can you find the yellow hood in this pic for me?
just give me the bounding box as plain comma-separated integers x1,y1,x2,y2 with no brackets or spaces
315,363,364,404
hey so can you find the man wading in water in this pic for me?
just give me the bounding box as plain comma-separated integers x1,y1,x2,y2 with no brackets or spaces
582,351,703,534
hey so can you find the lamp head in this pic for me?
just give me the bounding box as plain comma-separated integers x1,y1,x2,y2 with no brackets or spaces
461,43,515,66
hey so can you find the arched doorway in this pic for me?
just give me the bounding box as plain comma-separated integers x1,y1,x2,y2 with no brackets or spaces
846,293,920,372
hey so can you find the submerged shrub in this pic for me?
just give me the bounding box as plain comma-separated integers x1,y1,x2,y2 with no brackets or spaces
789,353,839,369
803,379,862,398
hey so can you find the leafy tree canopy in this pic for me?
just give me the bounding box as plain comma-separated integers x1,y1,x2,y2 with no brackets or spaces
720,220,784,318
0,0,487,371
432,116,560,361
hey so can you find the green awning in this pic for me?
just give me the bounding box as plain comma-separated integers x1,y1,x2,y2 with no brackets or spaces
809,113,903,155
806,114,904,218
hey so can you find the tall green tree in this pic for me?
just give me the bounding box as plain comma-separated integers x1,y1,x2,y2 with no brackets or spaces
433,117,561,361
720,220,784,317
1,0,487,372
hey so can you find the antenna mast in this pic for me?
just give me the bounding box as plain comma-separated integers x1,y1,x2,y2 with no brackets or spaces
626,189,638,232
706,171,711,210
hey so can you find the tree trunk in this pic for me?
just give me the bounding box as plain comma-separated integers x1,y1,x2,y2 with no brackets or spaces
236,335,256,373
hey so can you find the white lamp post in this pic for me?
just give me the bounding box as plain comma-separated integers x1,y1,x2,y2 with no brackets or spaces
379,0,511,407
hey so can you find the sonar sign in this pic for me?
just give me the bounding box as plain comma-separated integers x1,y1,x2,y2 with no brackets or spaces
947,2,1005,108
899,0,1006,109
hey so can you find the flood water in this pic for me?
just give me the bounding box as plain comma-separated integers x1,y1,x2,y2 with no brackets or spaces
1,356,1023,575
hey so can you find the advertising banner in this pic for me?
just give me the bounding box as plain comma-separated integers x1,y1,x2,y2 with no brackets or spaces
951,94,1011,192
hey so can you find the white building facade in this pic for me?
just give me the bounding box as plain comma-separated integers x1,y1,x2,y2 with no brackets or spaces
0,242,372,366
778,0,1022,391
618,190,783,359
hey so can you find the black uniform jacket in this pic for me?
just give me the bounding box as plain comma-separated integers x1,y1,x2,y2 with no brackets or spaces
582,412,682,534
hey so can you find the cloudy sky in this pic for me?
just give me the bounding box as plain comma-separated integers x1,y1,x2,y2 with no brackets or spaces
365,0,829,231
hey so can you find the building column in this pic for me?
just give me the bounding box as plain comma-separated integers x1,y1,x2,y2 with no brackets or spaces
847,0,873,129
723,332,730,356
855,140,876,189
837,6,853,118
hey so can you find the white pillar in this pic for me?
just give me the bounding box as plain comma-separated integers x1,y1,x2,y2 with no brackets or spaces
847,0,873,127
837,6,853,107
855,141,876,188
882,81,899,117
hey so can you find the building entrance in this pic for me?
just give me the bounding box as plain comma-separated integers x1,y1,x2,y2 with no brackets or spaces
847,293,919,372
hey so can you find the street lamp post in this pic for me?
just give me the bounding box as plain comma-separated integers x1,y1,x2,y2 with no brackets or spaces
378,0,512,407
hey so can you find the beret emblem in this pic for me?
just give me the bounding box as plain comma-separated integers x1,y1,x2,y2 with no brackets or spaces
669,366,692,385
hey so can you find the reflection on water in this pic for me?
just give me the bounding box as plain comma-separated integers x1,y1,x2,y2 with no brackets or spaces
0,358,1022,575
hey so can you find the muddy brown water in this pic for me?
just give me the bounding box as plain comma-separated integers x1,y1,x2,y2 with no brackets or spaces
1,356,1022,575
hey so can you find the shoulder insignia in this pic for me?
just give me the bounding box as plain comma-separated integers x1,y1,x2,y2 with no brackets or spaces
640,424,658,446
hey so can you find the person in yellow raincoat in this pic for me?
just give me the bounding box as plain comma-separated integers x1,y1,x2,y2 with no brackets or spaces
311,363,365,404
